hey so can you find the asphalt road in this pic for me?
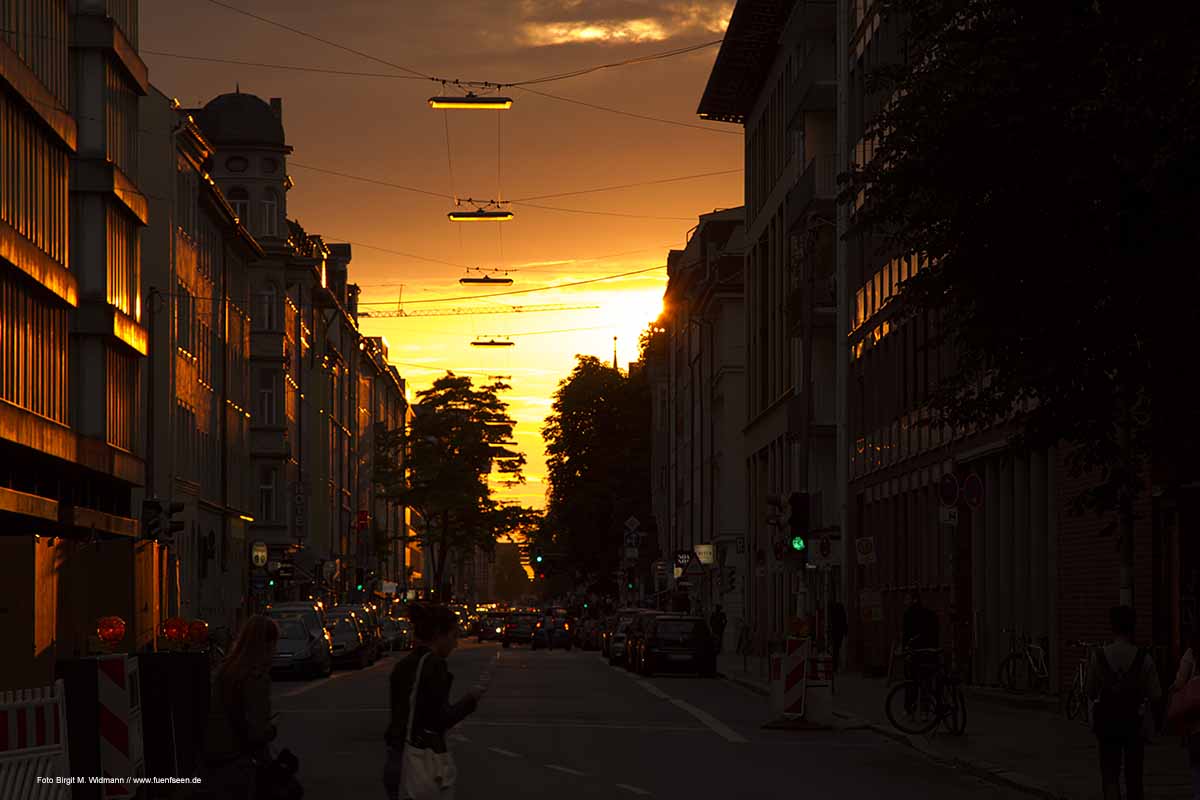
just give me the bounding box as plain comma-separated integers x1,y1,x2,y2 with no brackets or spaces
269,640,1024,799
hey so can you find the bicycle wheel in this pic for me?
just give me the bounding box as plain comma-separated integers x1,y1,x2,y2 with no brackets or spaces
1064,683,1083,720
998,654,1029,693
886,681,939,735
942,682,967,736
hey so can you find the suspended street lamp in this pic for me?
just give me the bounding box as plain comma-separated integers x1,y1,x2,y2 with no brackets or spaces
448,208,514,222
429,92,513,110
459,272,514,286
470,337,515,347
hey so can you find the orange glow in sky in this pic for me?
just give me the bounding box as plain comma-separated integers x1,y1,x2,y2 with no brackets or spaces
142,1,742,509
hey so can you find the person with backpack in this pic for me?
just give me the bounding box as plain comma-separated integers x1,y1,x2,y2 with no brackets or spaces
1086,605,1163,800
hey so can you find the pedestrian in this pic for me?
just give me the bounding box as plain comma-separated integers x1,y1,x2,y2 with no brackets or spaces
1169,628,1200,799
197,615,279,800
901,591,938,712
1086,605,1162,800
383,603,483,800
710,605,728,654
830,601,848,673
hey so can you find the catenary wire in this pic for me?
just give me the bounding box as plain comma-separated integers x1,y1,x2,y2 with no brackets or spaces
517,86,742,136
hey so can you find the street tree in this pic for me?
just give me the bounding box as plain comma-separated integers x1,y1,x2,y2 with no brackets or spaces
540,355,652,595
844,1,1200,601
383,372,526,599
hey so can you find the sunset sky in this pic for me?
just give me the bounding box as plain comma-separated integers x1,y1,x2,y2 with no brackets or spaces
141,1,744,509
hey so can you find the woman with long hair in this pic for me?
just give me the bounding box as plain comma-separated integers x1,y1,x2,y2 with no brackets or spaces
198,615,280,799
382,603,483,799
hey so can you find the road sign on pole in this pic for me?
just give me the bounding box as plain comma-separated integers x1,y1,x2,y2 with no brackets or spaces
625,516,640,532
251,541,268,568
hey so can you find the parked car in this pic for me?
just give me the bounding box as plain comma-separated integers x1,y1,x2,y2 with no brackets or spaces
327,614,371,669
608,621,631,666
266,601,328,641
531,616,572,650
380,618,412,652
624,611,662,671
503,612,539,648
478,614,508,642
331,604,383,662
602,609,642,658
635,615,716,677
270,616,333,679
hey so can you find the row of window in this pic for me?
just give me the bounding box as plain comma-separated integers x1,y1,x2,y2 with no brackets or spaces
2,0,70,107
105,62,138,178
106,204,140,319
106,346,138,451
0,91,70,266
0,272,68,423
852,252,929,332
226,187,279,238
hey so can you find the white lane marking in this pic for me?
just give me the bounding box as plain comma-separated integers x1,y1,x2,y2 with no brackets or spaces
615,784,652,796
487,747,521,758
632,679,669,699
667,698,748,744
449,733,470,743
280,672,350,698
545,764,588,776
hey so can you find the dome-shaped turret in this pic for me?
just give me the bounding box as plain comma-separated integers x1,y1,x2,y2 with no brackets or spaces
195,91,287,148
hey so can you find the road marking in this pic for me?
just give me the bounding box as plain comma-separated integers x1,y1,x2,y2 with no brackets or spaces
631,679,669,699
545,764,587,776
463,720,704,732
449,733,470,743
667,698,748,744
487,747,521,758
615,784,652,796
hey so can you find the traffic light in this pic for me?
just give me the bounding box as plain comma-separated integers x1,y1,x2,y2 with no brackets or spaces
164,501,185,543
355,568,365,592
787,491,810,565
533,549,544,565
140,499,163,540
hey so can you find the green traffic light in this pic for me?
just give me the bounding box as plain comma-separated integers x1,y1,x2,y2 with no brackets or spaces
356,583,364,591
268,579,275,586
791,536,807,552
626,583,633,590
583,603,589,609
535,555,543,563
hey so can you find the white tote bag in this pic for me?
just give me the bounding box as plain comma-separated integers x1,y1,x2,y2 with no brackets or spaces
402,653,458,800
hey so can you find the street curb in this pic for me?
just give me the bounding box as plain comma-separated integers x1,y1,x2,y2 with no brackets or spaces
831,711,1067,800
717,672,769,697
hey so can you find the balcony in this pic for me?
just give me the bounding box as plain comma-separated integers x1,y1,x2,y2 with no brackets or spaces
787,154,838,228
788,40,836,126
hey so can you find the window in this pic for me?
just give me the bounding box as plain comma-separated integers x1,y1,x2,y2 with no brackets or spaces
261,190,279,237
262,158,278,174
254,283,277,331
259,467,277,522
258,369,278,424
228,186,249,223
176,282,193,353
225,156,248,173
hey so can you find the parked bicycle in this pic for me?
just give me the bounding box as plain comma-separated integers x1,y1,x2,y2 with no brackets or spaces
1063,639,1105,725
885,646,967,736
997,628,1050,693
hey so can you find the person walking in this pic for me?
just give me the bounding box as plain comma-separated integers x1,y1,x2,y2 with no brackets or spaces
383,603,483,800
1086,605,1163,800
1170,629,1200,799
197,615,280,800
710,605,728,655
830,601,848,673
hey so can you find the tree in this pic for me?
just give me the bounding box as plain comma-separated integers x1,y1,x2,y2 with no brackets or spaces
383,373,526,600
492,542,531,603
540,356,652,595
845,1,1200,602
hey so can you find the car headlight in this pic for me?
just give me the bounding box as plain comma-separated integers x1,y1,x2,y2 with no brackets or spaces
495,626,503,633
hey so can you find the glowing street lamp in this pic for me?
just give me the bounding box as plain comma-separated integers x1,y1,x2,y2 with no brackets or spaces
459,275,514,285
429,93,513,110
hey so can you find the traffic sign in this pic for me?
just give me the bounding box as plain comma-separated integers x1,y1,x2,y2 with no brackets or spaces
624,547,639,559
684,555,705,577
855,537,877,565
938,473,960,507
625,531,640,548
963,472,983,509
625,516,640,532
674,550,693,569
251,541,268,568
940,507,959,526
694,544,715,565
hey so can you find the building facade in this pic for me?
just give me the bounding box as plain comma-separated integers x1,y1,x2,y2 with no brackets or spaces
649,209,746,646
139,87,261,633
1,0,154,688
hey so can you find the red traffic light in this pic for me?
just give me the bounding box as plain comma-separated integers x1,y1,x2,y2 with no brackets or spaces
188,619,210,645
97,616,126,645
161,616,189,643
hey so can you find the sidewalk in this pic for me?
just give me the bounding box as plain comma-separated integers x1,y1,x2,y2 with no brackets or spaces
832,672,1192,800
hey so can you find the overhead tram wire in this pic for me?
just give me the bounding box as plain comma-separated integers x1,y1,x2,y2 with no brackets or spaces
509,202,694,222
505,39,724,87
356,264,665,306
516,86,741,136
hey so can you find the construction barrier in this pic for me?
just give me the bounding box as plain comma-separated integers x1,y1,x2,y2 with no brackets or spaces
804,653,835,725
769,638,811,718
0,680,72,799
96,655,144,798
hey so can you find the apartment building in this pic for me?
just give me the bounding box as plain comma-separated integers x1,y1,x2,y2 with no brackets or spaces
139,88,262,632
648,208,746,641
0,0,157,688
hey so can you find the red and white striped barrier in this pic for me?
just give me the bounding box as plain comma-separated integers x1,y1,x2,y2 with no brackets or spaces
96,655,144,798
770,638,812,718
804,653,835,725
0,680,72,799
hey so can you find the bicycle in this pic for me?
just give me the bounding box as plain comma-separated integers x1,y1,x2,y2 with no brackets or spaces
1063,640,1104,725
885,647,967,736
998,628,1050,694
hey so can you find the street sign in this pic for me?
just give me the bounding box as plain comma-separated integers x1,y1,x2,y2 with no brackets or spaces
251,541,268,568
267,560,282,574
625,516,640,532
624,531,640,548
940,507,959,526
963,472,984,509
674,550,693,569
812,535,840,567
854,537,877,565
694,544,715,565
673,566,683,579
624,547,639,559
938,473,960,507
684,556,705,578
277,563,294,579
